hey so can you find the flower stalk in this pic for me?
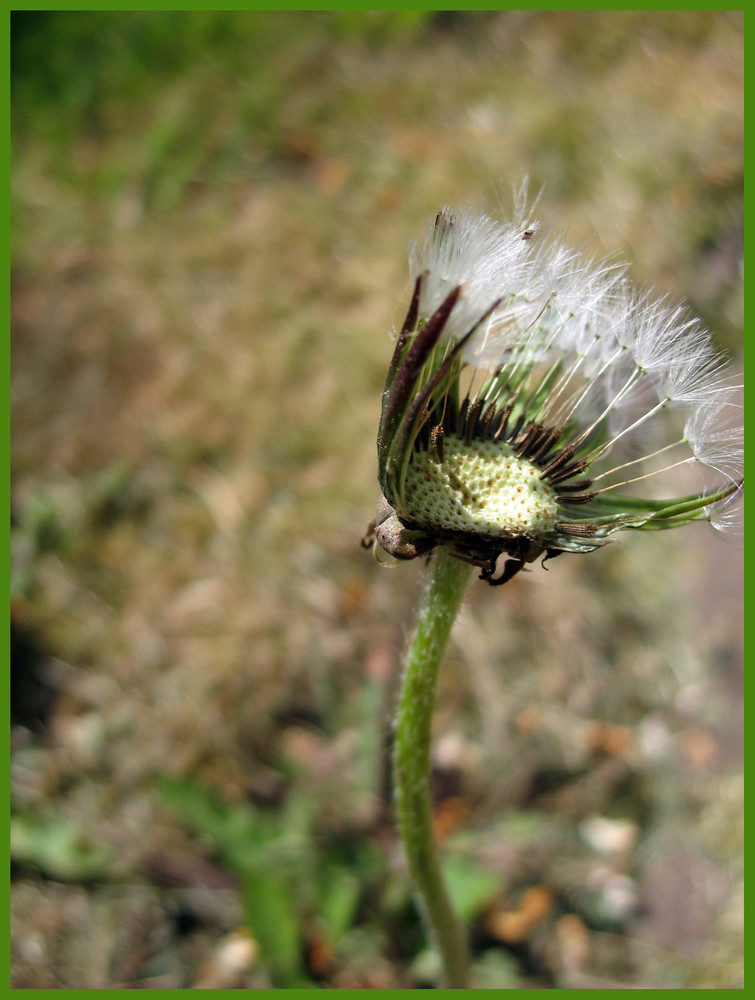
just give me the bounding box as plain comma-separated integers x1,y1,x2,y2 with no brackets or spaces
393,547,473,988
366,190,743,987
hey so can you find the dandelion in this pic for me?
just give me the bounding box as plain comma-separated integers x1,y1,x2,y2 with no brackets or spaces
364,196,743,988
366,200,742,584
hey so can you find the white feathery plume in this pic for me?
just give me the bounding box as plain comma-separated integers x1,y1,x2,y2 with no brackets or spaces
706,481,744,536
409,204,742,487
685,396,744,483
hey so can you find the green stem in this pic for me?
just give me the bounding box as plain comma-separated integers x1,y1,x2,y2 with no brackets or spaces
393,547,474,988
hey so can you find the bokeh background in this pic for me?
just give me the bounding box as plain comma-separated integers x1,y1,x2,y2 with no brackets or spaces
11,10,743,989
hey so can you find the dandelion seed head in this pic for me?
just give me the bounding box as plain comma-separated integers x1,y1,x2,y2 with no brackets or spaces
371,196,743,581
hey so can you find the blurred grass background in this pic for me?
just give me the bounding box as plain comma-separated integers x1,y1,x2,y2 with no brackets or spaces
10,10,743,988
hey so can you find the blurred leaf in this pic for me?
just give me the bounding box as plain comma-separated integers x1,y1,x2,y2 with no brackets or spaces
240,868,304,985
159,777,318,985
158,777,271,860
329,9,431,45
10,814,111,881
159,778,316,875
471,948,522,989
317,865,361,943
442,854,501,922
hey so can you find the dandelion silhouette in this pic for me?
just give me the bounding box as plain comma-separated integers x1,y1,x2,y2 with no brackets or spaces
364,192,743,987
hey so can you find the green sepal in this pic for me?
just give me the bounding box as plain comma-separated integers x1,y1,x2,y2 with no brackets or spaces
560,479,740,536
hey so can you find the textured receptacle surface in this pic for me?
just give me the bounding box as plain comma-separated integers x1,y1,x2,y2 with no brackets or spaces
403,436,558,537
